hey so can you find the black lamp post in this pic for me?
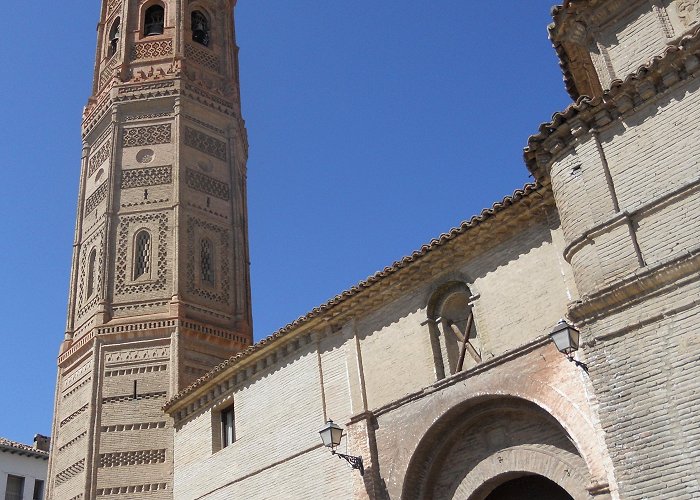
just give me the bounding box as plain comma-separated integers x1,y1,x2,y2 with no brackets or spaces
318,419,364,476
549,319,588,372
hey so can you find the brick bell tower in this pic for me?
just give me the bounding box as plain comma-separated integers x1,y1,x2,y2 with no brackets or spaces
47,0,252,497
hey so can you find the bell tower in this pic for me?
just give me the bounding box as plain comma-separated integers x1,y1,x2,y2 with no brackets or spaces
47,0,252,497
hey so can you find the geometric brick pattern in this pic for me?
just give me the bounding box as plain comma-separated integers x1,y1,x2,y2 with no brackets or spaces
183,126,227,160
101,422,167,433
89,141,111,176
96,483,168,496
131,39,173,60
121,165,172,188
185,168,230,200
186,216,230,304
122,124,172,148
185,42,220,72
54,459,85,486
85,182,108,214
101,391,167,405
60,403,88,427
114,213,168,295
99,449,166,468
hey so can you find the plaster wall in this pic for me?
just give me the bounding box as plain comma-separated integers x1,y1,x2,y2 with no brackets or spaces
0,451,48,500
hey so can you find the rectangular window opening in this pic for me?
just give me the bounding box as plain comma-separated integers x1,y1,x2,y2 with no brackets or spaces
5,475,25,500
33,480,44,500
221,405,235,448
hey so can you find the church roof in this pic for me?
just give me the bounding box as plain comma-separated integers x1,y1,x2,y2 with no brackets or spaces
163,182,545,412
0,437,49,460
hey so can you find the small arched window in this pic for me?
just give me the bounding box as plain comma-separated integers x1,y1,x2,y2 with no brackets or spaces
427,282,481,377
144,4,165,36
200,238,215,285
191,11,210,47
87,248,97,298
133,231,151,279
108,17,120,57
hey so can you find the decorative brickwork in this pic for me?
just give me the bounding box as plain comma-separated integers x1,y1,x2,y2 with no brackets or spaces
62,377,91,400
131,39,173,60
96,483,168,496
58,432,87,453
89,141,111,176
102,391,167,405
107,0,120,14
99,449,166,467
77,229,104,317
186,216,230,304
185,43,220,72
114,212,168,295
183,126,227,160
105,346,169,364
60,404,88,427
185,168,230,200
85,182,108,214
101,421,167,433
55,459,85,486
105,364,167,377
121,165,172,188
122,124,172,148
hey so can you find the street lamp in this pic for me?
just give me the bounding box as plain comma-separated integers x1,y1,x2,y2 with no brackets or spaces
549,319,588,372
318,419,364,476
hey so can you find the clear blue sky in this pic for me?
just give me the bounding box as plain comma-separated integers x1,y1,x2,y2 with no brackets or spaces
0,2,570,444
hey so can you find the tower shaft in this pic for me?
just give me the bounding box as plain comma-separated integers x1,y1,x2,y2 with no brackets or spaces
47,1,251,497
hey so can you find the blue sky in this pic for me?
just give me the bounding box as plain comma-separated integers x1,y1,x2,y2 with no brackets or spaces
0,2,570,444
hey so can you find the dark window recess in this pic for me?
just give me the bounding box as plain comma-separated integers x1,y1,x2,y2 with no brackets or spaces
221,406,235,447
192,11,210,46
33,479,44,500
144,5,165,36
133,380,138,400
87,248,97,298
5,475,25,500
134,231,151,279
201,239,215,285
108,18,120,57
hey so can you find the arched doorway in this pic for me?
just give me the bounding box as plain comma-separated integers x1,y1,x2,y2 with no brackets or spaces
401,397,594,499
479,474,573,500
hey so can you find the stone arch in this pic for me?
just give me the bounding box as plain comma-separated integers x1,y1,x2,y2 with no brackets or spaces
401,394,601,500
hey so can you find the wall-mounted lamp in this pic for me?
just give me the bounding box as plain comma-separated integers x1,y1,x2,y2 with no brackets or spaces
550,319,588,372
319,419,364,476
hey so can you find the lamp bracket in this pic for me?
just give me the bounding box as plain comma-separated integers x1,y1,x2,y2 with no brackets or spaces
332,450,364,476
568,355,589,373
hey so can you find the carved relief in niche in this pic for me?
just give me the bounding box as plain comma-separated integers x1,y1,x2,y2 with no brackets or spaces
122,124,172,147
186,216,230,304
115,212,168,295
677,0,700,26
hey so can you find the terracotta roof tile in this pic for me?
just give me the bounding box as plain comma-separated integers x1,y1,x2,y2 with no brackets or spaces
0,437,49,458
163,182,543,411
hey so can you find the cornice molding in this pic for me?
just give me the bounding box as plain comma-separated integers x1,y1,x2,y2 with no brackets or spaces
525,24,700,181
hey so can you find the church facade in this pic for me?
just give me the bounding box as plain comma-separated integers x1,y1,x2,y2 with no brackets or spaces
49,0,700,499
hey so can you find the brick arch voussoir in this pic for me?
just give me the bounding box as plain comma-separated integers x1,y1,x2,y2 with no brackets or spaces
400,371,608,499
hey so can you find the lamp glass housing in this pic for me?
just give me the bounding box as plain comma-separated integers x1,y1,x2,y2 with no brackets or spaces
319,420,343,449
550,320,580,355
